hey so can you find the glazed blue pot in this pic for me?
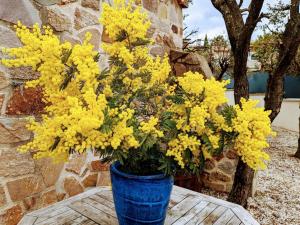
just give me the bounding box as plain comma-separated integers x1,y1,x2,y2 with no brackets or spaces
110,162,173,225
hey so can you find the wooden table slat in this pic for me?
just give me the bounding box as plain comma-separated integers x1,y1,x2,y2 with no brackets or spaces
213,209,235,225
185,202,218,225
172,201,209,225
165,195,203,224
227,215,243,225
89,194,115,209
35,209,81,225
198,205,228,225
69,199,118,225
33,206,71,223
83,197,117,217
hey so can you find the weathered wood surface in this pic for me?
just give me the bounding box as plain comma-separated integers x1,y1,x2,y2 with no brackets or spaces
18,186,259,225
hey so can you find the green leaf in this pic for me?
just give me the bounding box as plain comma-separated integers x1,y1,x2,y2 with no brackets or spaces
97,68,110,80
116,30,128,42
93,53,100,62
162,119,176,130
166,95,185,104
49,137,60,151
99,108,113,133
61,49,72,64
131,38,150,47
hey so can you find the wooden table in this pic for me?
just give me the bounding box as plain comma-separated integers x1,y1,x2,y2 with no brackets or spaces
18,186,259,225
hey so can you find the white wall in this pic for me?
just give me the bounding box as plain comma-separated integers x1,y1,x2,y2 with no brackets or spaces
226,90,300,132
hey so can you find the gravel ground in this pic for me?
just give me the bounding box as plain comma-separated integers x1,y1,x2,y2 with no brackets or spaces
200,127,300,225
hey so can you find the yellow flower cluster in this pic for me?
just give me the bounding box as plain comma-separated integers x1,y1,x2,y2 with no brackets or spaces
1,20,140,161
140,116,163,138
232,99,275,170
167,134,201,168
166,72,231,167
100,0,150,43
1,0,273,174
100,0,170,91
178,72,205,95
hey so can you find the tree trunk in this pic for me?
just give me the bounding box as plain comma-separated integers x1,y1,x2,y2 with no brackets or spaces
232,48,249,103
228,47,254,208
295,110,300,158
264,71,285,122
228,159,255,206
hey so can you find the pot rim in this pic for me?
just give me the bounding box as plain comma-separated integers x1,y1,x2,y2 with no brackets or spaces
110,161,171,180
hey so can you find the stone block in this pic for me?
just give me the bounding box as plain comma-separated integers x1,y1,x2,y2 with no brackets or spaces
0,118,32,144
34,0,78,5
96,171,111,186
34,0,61,6
173,63,186,76
204,159,216,171
41,190,58,206
168,3,180,24
57,193,66,201
81,0,100,10
74,7,99,30
218,160,236,175
158,4,168,20
60,33,82,45
7,176,45,201
78,28,101,50
35,158,64,187
0,71,10,90
163,35,176,50
82,173,98,187
22,196,37,211
63,177,84,197
66,154,87,175
0,204,23,225
0,0,41,27
226,149,238,159
8,66,40,80
0,145,35,177
142,0,158,13
0,186,7,207
150,45,165,57
202,180,226,192
209,171,231,182
0,95,5,113
59,0,78,4
23,189,57,210
41,5,72,32
6,86,46,116
89,160,109,172
0,26,21,48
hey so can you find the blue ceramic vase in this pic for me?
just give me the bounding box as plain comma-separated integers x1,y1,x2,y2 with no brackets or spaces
110,162,173,225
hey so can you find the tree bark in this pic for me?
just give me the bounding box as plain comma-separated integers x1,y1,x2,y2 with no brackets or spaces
233,47,250,103
295,109,300,158
264,70,285,122
228,159,255,206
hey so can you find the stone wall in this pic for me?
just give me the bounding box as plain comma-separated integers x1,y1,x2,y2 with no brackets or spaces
202,148,239,193
0,0,184,224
